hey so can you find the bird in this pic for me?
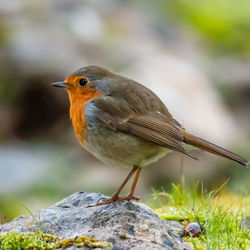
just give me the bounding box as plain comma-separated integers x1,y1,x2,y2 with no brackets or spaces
52,65,248,206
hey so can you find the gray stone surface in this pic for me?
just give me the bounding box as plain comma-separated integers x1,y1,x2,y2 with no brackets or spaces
0,192,192,249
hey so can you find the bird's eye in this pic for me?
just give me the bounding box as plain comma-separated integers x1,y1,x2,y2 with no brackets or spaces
79,78,88,86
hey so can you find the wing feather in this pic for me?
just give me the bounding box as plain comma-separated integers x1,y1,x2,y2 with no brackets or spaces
97,112,196,159
129,115,183,142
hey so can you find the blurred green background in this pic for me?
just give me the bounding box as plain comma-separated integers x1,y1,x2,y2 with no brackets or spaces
0,0,249,222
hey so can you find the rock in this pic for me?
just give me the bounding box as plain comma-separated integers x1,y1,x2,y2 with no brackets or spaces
0,192,192,249
183,222,203,237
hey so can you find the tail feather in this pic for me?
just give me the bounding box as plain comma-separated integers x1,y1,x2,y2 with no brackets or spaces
183,132,248,166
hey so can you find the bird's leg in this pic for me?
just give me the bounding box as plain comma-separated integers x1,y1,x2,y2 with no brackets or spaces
123,167,142,201
88,166,138,207
111,166,142,201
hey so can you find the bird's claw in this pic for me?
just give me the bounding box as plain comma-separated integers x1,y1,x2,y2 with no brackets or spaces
87,195,140,207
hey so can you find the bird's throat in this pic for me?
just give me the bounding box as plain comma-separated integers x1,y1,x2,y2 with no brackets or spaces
68,90,101,144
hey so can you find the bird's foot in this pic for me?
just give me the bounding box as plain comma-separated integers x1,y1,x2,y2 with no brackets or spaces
87,194,140,207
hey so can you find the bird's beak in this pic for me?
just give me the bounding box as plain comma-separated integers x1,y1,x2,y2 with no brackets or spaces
51,81,69,88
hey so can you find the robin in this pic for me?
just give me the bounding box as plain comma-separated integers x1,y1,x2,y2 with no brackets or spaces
52,66,248,206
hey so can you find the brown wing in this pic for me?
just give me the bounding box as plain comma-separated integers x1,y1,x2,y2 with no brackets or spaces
91,86,195,159
97,111,196,159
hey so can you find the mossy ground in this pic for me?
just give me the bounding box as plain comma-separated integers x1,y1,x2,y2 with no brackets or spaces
0,182,249,249
145,182,250,250
0,232,111,249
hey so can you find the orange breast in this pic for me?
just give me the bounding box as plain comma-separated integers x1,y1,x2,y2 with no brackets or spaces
68,87,101,144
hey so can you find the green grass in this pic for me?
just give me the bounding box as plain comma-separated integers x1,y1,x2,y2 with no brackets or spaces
145,182,250,250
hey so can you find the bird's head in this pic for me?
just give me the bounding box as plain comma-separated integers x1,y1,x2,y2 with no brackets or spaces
51,66,115,103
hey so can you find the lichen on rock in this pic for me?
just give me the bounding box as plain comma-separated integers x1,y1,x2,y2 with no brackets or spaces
0,231,111,249
0,232,59,249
